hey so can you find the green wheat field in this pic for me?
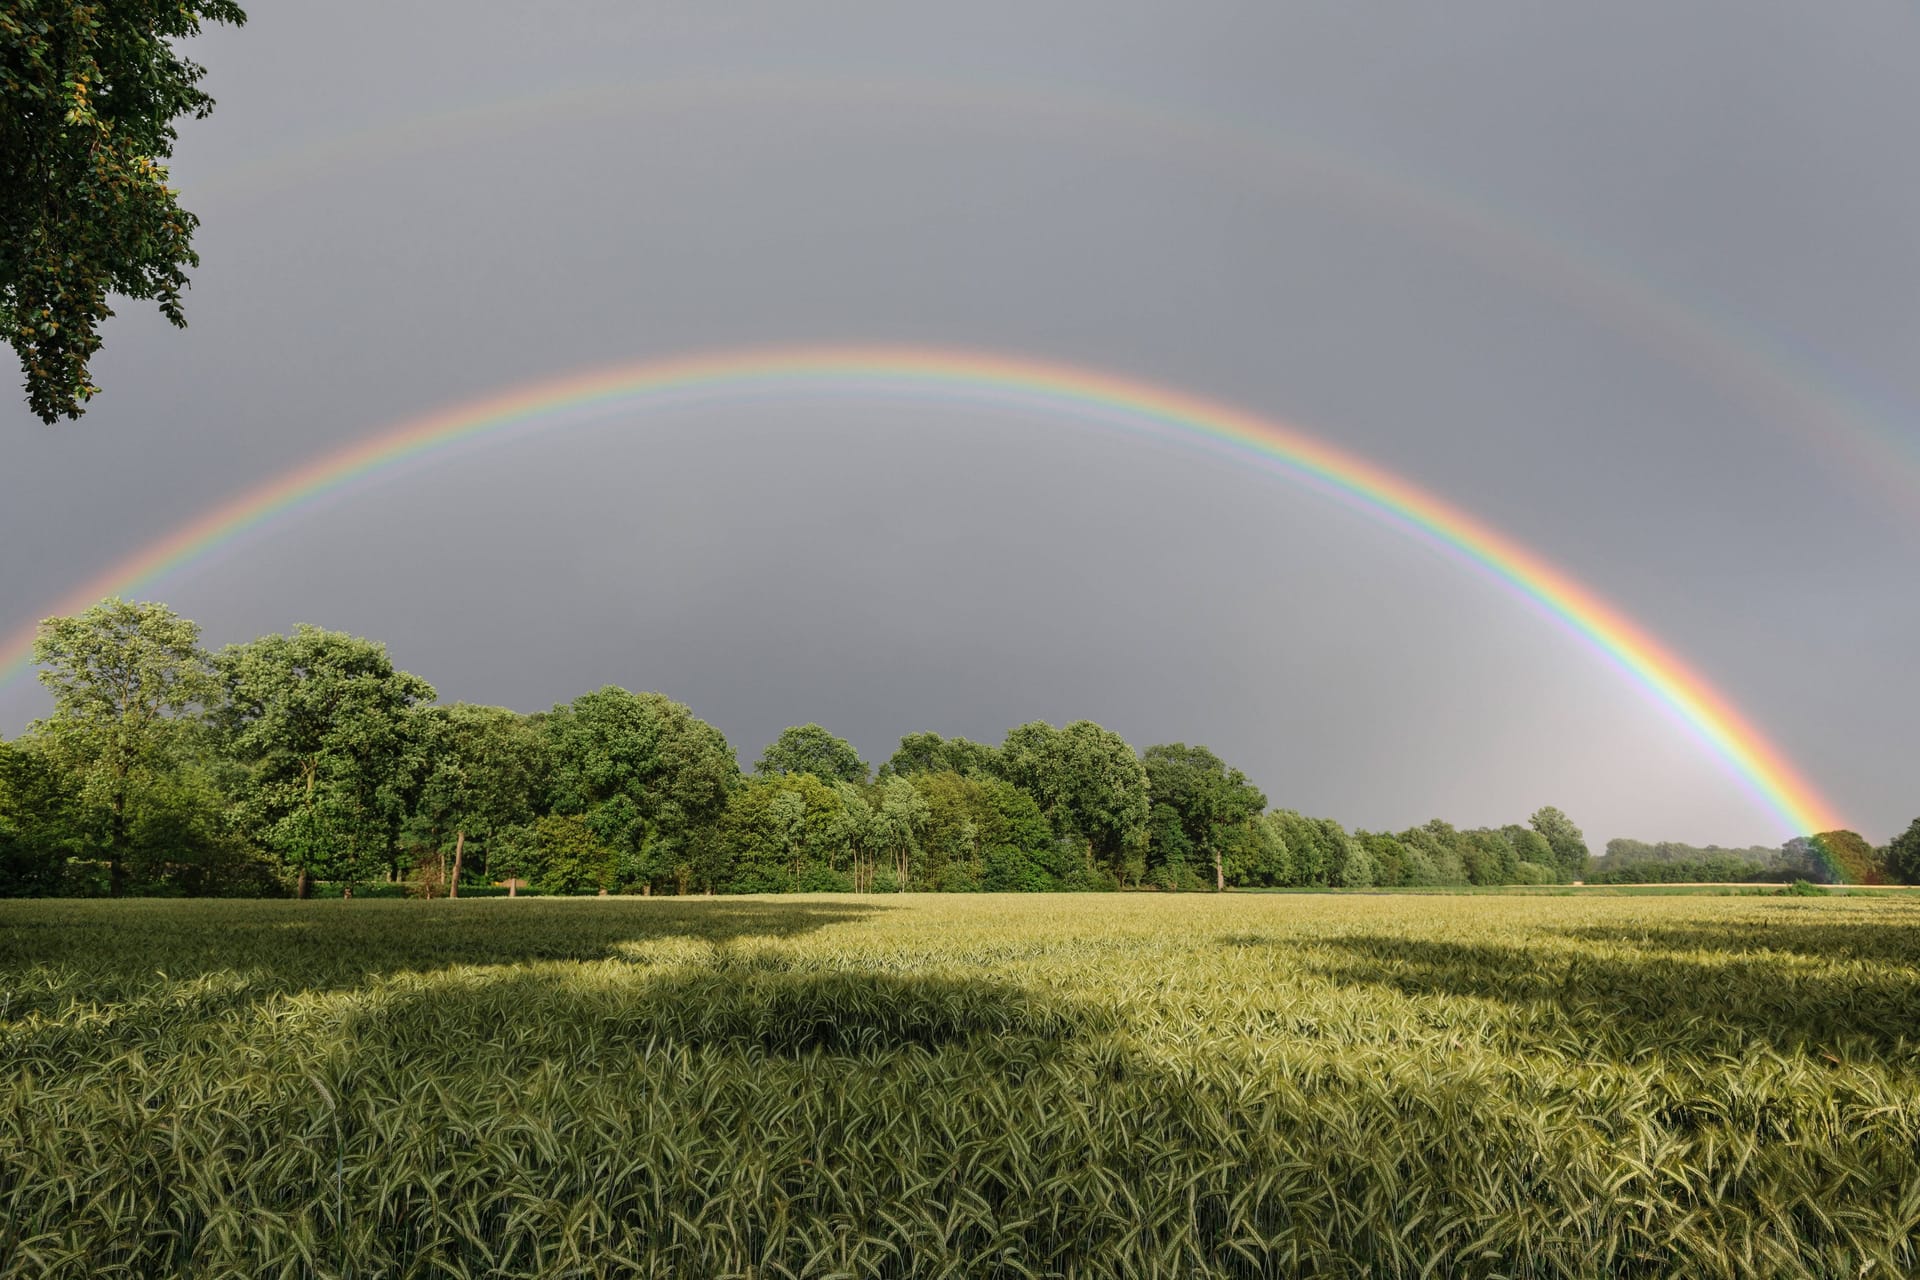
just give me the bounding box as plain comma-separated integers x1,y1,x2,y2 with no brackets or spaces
2,893,1917,1278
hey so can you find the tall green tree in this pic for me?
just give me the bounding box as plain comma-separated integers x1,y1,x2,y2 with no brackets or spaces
500,813,613,896
866,774,931,891
998,720,1150,884
1264,810,1373,887
216,626,434,896
710,773,864,893
1140,743,1267,891
1887,819,1920,886
904,769,1059,891
3,1,246,422
1266,810,1328,885
1356,831,1423,887
1399,820,1469,885
1321,817,1374,887
409,704,549,890
545,688,739,892
1529,806,1590,880
31,599,215,895
754,723,869,785
1457,827,1519,886
0,736,80,895
1501,823,1560,881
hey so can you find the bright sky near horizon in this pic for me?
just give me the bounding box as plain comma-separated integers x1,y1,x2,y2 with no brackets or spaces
2,1,1915,846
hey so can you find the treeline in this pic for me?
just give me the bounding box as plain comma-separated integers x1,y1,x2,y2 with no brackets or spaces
1589,839,1792,885
3,601,1915,897
1591,831,1914,885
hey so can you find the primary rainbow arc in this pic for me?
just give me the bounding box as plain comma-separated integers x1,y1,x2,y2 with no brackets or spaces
0,345,1845,843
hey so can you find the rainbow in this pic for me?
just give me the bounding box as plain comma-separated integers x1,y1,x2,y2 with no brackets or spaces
0,345,1847,842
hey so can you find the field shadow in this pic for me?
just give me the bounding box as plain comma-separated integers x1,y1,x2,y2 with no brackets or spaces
1312,928,1920,1057
343,959,1106,1064
1560,911,1920,967
0,898,893,1019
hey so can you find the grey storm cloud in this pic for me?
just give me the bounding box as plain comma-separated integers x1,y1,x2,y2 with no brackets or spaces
3,0,1916,846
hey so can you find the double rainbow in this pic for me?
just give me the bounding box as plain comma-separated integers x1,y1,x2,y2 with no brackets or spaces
0,345,1845,840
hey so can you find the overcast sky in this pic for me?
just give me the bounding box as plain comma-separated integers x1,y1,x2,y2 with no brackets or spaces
3,1,1916,846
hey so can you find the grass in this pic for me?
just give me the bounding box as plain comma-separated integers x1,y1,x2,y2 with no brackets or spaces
1,894,1917,1278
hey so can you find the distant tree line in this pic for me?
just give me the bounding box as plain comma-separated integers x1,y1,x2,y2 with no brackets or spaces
1590,830,1912,885
3,601,1914,897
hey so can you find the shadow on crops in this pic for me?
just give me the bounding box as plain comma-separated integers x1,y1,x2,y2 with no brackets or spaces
0,898,894,1013
1312,930,1920,1056
1561,910,1920,967
345,959,1106,1063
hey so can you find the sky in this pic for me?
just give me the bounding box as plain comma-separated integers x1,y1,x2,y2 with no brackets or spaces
2,1,1916,847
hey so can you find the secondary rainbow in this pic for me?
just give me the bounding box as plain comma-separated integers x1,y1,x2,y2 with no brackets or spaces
0,345,1846,842
187,74,1920,521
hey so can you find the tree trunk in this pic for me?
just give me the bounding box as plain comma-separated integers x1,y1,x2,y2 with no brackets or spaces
448,830,465,899
297,866,311,899
508,878,517,898
1215,848,1225,893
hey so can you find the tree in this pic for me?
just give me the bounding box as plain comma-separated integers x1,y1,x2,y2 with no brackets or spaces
3,1,247,422
867,775,931,891
1399,820,1468,885
1221,814,1290,887
1529,806,1590,880
1266,810,1328,885
711,773,864,893
1502,824,1559,881
409,704,548,892
1322,818,1373,887
1140,743,1266,891
216,626,434,897
1457,827,1519,886
545,688,739,892
877,732,1000,781
1357,831,1424,887
504,813,612,896
1887,819,1920,886
0,736,80,895
1263,810,1371,887
997,720,1149,883
1805,829,1886,885
31,599,215,895
754,723,868,785
1778,836,1835,885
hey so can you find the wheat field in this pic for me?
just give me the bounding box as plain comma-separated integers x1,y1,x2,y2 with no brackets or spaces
1,892,1916,1278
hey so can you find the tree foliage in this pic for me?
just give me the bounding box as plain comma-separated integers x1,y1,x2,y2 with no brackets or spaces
877,732,1000,781
712,773,863,893
1141,743,1266,891
409,703,547,876
6,600,1900,900
31,599,215,894
0,737,79,895
1804,829,1887,886
998,720,1149,884
545,687,739,892
1529,806,1590,880
215,625,434,896
2,0,246,421
1887,819,1920,886
754,723,868,785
